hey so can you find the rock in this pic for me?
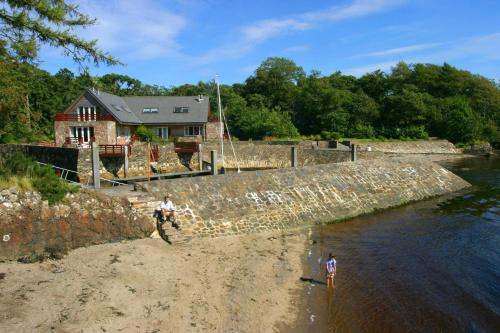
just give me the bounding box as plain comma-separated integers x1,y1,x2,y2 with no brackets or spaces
2,202,13,209
9,194,18,202
9,187,18,195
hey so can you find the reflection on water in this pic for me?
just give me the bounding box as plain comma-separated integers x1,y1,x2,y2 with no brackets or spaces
292,155,500,333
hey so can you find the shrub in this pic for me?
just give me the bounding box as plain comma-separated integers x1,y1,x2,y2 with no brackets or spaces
0,152,78,204
320,131,341,141
135,125,154,142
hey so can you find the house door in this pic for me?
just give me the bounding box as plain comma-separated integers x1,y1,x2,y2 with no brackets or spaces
155,127,169,139
71,126,94,143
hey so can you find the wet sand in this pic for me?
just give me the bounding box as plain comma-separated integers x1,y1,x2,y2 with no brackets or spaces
0,231,308,333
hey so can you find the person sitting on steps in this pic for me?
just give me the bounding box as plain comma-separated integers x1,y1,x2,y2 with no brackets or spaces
160,195,176,223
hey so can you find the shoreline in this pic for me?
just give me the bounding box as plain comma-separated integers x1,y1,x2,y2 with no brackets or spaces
0,230,309,332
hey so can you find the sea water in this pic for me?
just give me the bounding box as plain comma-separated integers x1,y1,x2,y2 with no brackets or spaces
292,155,500,332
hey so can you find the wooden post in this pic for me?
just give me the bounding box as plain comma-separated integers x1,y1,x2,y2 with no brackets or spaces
351,144,357,162
124,145,129,178
198,143,203,171
91,142,100,189
146,142,151,181
291,146,298,168
210,150,218,175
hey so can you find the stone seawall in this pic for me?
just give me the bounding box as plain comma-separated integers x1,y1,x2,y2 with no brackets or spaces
136,159,470,240
201,142,383,169
354,140,461,154
0,190,155,261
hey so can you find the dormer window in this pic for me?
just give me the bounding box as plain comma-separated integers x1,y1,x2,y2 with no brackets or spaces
143,107,159,113
174,106,189,113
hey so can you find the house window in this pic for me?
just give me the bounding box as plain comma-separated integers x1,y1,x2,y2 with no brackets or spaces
174,106,189,113
77,106,96,121
143,107,159,113
184,126,203,136
154,127,169,139
70,126,94,143
117,126,131,138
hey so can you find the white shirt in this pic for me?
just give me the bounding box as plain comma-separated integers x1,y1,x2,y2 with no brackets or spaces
160,200,175,210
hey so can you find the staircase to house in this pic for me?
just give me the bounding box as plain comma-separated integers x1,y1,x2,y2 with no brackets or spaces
126,192,187,244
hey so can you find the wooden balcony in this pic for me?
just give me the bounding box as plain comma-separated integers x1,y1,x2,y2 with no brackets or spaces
99,144,132,157
174,141,200,153
55,113,114,121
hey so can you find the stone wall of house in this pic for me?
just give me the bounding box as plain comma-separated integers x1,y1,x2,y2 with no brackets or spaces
0,189,155,261
205,122,220,141
54,120,116,146
136,158,470,240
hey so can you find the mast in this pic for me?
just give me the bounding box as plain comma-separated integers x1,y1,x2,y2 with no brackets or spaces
216,75,224,169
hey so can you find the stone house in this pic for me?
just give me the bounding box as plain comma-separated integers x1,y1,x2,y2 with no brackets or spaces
54,88,217,146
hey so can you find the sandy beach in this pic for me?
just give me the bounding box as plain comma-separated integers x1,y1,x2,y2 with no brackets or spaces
0,231,308,333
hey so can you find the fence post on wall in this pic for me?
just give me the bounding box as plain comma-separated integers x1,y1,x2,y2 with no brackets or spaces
91,142,101,189
351,144,357,162
198,143,203,171
291,146,298,168
124,145,129,178
210,150,218,175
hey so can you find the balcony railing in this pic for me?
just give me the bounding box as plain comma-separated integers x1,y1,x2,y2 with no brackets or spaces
65,136,96,145
55,113,114,121
99,144,132,157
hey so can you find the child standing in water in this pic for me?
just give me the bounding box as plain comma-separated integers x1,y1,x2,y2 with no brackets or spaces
325,253,336,288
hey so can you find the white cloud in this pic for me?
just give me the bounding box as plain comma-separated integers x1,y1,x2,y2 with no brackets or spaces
344,60,399,76
75,0,186,60
362,43,441,57
344,32,500,76
284,44,311,53
193,0,405,64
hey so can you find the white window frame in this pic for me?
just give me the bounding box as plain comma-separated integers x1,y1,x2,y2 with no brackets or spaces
174,106,189,113
154,127,169,139
116,126,131,138
183,126,203,136
77,106,96,121
143,107,159,113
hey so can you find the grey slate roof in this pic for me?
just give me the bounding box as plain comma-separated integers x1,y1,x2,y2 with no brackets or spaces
86,88,209,125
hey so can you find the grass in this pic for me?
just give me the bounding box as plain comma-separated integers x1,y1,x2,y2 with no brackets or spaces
0,176,34,191
0,152,78,204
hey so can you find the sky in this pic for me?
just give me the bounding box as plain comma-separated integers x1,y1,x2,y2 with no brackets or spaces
39,0,500,86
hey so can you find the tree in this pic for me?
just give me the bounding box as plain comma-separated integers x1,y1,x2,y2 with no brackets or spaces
98,74,142,96
439,97,481,143
380,86,428,138
244,57,305,118
0,0,120,66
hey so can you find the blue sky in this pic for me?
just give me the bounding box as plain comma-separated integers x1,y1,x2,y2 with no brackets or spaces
39,0,500,86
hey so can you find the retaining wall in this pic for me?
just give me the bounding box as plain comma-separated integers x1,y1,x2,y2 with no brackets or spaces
136,159,470,240
201,142,383,169
354,140,461,154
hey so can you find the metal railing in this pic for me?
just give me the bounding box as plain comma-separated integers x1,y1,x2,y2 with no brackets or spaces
36,161,127,188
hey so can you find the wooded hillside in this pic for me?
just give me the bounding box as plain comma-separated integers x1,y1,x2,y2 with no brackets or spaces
0,57,499,145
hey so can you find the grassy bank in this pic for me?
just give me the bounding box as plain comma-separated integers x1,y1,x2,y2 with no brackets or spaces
0,152,77,204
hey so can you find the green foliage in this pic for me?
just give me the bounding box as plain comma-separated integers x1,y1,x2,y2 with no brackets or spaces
320,131,341,141
0,0,120,66
1,55,499,145
135,125,154,142
227,104,299,140
0,152,77,204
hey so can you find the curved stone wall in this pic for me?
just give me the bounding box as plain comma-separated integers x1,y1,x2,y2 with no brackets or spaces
137,159,470,240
